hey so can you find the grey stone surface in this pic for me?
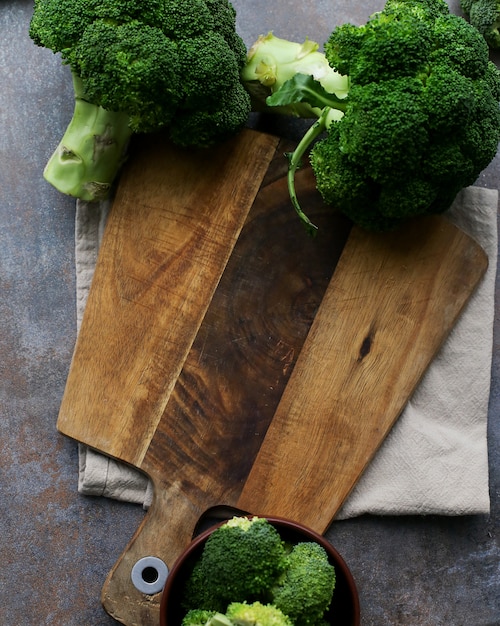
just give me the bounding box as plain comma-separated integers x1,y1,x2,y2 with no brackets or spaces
1,1,499,624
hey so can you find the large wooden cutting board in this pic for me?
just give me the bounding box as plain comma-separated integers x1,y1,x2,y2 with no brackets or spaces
57,129,488,626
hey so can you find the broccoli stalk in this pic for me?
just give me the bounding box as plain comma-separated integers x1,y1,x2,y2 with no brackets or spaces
29,0,251,201
265,75,348,233
242,0,500,232
44,71,133,201
241,32,349,119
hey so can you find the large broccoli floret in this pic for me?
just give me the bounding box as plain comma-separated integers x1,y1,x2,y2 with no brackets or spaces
29,0,251,200
460,0,500,48
267,542,336,626
182,517,288,613
242,0,500,232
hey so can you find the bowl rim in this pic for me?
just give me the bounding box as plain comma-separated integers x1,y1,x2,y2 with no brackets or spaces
159,514,360,626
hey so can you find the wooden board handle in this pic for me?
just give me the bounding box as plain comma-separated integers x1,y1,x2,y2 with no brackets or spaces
101,480,203,625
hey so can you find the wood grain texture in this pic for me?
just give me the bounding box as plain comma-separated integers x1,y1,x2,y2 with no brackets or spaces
57,130,488,626
101,161,352,625
237,215,489,532
57,129,279,467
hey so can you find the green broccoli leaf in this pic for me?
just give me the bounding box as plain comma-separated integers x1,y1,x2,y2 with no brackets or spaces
266,73,348,113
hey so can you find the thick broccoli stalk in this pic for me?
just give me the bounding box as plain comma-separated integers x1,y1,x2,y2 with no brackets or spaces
43,72,132,201
461,0,500,48
241,32,349,120
29,0,251,201
268,542,336,626
243,0,500,232
182,517,288,613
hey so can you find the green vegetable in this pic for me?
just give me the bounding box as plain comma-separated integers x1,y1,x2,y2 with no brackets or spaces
242,33,349,120
181,516,336,626
226,601,293,626
29,0,251,201
181,609,218,626
242,0,500,232
460,0,500,48
182,516,288,613
268,542,336,626
182,602,292,626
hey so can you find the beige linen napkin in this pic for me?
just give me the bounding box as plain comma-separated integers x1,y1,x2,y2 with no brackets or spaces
74,186,498,516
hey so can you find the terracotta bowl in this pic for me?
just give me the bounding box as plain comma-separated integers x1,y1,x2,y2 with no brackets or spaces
160,515,360,626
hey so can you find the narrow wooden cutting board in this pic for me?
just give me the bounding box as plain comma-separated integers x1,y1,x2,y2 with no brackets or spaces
237,214,489,528
57,129,488,626
58,128,279,467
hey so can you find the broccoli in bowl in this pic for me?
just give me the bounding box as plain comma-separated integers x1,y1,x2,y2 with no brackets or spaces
160,515,359,626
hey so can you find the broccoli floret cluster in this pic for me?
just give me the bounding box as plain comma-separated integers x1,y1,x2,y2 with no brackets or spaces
270,542,337,626
460,0,500,48
29,0,251,200
181,517,336,626
182,516,288,613
243,0,500,232
183,602,292,626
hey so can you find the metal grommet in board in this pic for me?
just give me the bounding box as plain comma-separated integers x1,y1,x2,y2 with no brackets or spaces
131,556,169,595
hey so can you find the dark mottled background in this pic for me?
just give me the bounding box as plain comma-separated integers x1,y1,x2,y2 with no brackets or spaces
1,1,499,624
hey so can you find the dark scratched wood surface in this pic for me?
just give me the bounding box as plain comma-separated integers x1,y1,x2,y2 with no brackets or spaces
1,1,499,624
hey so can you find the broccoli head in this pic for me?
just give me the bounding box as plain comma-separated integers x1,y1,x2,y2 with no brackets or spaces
29,0,251,200
268,542,336,626
243,0,500,232
182,517,288,613
460,0,500,48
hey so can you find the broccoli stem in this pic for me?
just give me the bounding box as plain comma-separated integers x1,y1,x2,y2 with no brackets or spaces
286,106,332,234
43,72,133,202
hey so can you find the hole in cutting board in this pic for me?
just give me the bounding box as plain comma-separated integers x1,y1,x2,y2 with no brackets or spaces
142,566,159,584
131,556,169,595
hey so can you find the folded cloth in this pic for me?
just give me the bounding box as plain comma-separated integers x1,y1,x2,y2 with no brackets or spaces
74,186,498,516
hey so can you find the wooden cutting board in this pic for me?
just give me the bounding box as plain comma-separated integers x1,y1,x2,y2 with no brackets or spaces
57,129,488,626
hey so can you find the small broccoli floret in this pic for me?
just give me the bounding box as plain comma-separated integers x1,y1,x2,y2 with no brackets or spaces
170,83,253,147
267,542,336,626
325,11,434,85
204,0,249,65
225,601,293,626
383,0,451,20
66,19,182,132
29,0,251,200
244,0,500,232
29,0,94,51
431,12,490,78
182,609,218,626
182,517,288,613
460,0,500,48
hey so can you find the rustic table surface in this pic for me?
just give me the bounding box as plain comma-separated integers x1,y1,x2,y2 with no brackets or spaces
1,1,499,624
